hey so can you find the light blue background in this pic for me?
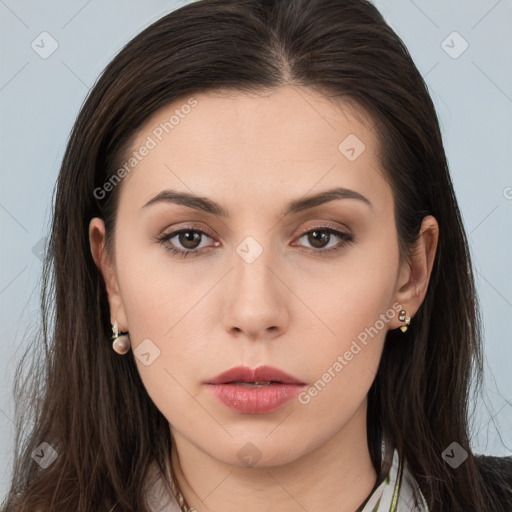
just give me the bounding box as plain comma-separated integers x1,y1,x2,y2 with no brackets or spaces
1,0,511,498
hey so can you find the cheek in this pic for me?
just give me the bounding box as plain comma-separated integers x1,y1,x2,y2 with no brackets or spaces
114,217,185,331
297,223,399,346
292,273,395,437
117,265,208,425
292,226,399,402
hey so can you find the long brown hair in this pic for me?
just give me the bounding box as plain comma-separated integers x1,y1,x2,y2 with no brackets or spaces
2,0,508,510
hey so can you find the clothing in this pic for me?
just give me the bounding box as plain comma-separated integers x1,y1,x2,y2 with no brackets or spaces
355,447,429,512
144,444,429,512
144,462,181,512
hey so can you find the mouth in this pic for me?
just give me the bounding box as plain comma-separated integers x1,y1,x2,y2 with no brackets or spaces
205,366,306,414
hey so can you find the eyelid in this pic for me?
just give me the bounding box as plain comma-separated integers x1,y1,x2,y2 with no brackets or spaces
158,222,216,240
159,220,351,239
296,221,351,236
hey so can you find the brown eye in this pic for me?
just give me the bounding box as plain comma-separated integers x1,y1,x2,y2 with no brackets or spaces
156,224,353,259
157,227,217,258
176,230,202,250
295,226,354,254
306,229,331,249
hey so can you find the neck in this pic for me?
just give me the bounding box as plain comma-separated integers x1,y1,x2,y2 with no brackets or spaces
169,401,378,512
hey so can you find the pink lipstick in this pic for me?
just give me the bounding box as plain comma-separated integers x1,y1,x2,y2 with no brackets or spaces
205,365,306,414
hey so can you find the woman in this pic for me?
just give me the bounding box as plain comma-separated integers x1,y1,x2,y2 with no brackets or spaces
2,0,511,511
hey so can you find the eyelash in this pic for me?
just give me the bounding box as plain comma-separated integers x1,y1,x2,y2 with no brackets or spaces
156,224,354,259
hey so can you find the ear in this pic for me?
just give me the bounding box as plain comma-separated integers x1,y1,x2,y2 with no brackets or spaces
388,215,439,329
88,217,128,331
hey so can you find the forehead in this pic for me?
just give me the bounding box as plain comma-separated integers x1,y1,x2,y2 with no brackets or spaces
134,85,376,151
117,85,389,213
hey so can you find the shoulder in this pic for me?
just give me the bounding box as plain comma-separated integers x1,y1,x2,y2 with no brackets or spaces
474,454,512,508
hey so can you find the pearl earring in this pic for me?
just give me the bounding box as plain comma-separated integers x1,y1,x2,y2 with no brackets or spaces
111,319,131,355
398,310,411,333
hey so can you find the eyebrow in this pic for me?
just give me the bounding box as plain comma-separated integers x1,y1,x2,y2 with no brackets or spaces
141,186,373,217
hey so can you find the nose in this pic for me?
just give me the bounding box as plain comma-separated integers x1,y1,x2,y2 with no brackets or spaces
221,241,289,342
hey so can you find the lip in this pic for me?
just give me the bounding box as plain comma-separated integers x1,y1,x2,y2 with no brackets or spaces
205,365,305,385
205,365,306,414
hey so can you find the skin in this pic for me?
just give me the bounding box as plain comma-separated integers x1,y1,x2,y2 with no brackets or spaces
89,85,438,512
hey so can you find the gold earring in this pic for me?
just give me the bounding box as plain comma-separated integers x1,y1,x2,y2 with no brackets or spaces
398,309,411,333
111,319,131,354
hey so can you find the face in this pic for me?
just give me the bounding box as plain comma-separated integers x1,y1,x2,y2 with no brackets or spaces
90,85,421,468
